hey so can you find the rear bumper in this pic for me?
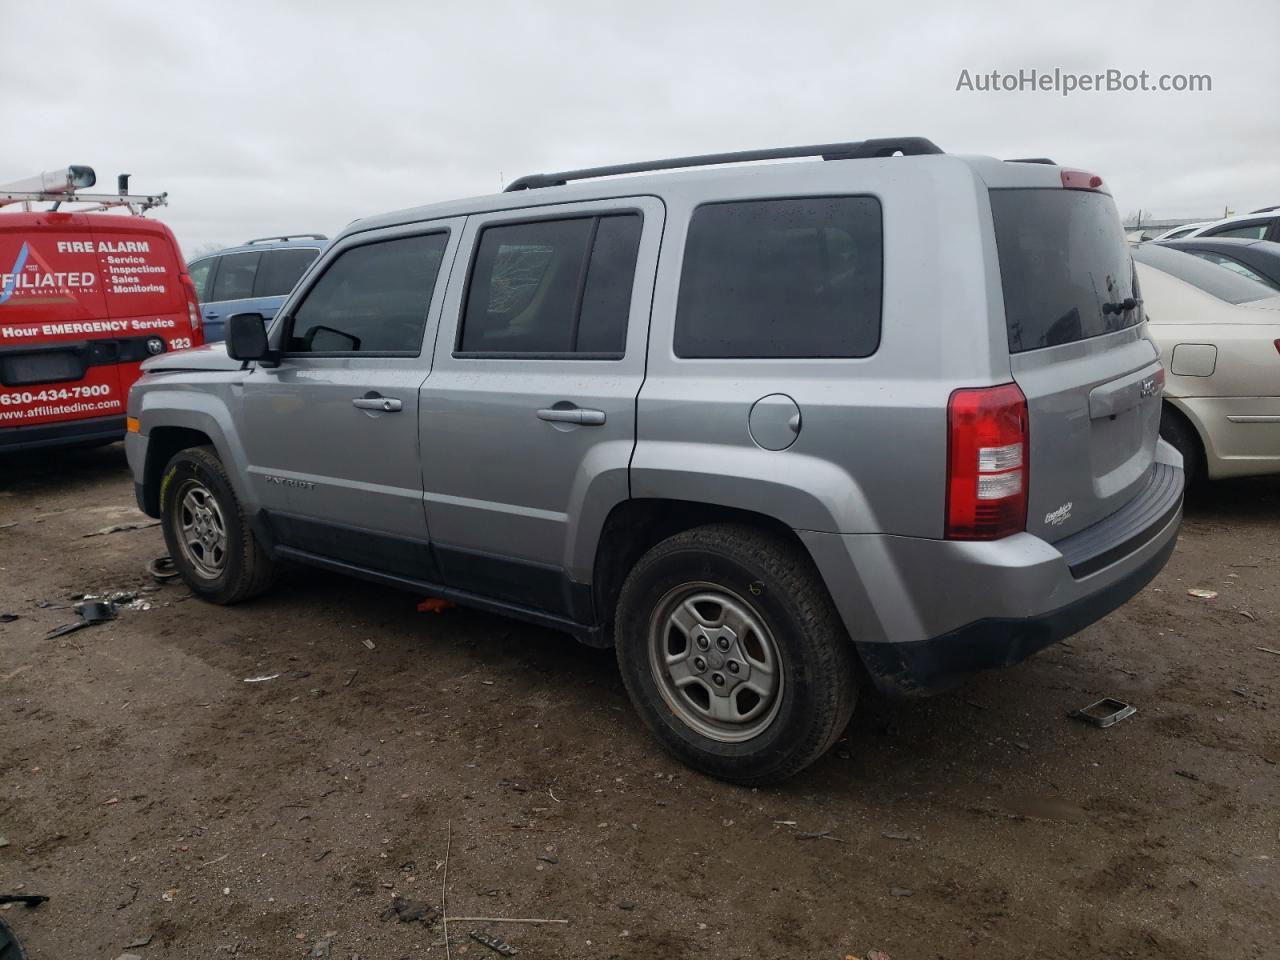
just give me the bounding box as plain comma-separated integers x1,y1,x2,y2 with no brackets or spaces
0,414,126,452
801,446,1184,696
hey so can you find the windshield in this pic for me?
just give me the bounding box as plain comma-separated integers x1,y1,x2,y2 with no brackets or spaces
990,188,1140,353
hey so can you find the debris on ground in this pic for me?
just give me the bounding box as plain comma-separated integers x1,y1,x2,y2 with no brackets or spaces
417,597,457,614
361,639,376,650
242,674,281,683
306,938,332,959
1174,769,1201,781
47,600,116,639
1071,697,1136,728
1257,646,1280,657
0,895,48,908
889,887,913,897
379,896,439,925
343,670,358,687
881,831,918,841
83,520,160,538
1187,588,1218,599
618,900,637,911
0,612,18,623
146,556,180,582
123,934,153,948
470,930,519,956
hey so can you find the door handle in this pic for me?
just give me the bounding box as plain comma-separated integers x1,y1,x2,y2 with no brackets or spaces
204,311,218,319
352,395,402,412
537,407,606,426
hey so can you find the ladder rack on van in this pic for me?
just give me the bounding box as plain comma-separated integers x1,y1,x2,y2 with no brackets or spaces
0,166,167,216
504,136,944,191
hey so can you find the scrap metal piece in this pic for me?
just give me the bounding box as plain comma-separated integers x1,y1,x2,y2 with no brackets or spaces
470,931,518,956
1072,697,1136,728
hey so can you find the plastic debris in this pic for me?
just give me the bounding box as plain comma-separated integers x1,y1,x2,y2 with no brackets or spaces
1072,697,1136,728
1187,588,1218,599
242,674,280,683
46,600,116,638
147,555,180,582
0,613,18,623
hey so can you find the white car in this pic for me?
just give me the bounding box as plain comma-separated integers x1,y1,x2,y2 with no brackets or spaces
1132,243,1280,483
1180,210,1280,242
1152,221,1215,241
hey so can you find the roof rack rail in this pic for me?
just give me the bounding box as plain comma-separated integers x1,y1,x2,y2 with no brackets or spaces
504,137,944,192
0,165,166,215
1006,157,1057,165
245,233,328,244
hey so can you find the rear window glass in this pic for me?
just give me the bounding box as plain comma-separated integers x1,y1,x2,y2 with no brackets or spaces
254,247,320,298
674,197,883,359
990,189,1140,352
1131,243,1276,304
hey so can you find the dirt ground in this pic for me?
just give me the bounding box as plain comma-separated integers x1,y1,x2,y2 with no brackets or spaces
1,444,1276,960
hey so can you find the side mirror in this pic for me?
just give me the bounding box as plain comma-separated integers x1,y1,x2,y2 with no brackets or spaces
226,313,275,364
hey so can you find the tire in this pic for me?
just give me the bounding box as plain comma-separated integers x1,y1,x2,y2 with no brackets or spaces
159,445,275,604
614,523,857,785
1160,404,1204,489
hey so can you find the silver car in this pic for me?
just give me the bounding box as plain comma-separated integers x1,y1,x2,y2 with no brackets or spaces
126,138,1183,782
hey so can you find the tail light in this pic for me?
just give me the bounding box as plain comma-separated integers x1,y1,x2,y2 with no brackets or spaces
946,383,1029,540
179,273,202,334
1274,339,1280,357
1060,169,1104,191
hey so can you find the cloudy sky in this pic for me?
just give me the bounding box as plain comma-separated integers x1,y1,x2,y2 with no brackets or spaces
3,0,1276,256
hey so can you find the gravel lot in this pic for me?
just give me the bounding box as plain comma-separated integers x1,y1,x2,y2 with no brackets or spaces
1,444,1277,959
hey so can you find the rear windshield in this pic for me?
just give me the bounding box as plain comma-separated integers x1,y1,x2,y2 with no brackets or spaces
990,188,1140,353
1131,242,1276,304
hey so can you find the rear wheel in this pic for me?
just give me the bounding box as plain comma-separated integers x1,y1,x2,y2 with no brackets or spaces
615,523,857,784
160,445,274,604
1160,404,1204,489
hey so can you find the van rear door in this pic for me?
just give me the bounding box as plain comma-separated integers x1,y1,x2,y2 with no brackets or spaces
91,216,196,393
0,213,123,428
990,184,1164,542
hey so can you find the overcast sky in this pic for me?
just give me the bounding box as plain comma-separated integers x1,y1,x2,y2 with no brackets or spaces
3,0,1276,256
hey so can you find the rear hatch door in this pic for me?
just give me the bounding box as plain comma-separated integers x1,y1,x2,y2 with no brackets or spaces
990,185,1163,542
0,213,122,427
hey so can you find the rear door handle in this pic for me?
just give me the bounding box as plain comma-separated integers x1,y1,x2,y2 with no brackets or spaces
537,407,606,426
352,395,402,412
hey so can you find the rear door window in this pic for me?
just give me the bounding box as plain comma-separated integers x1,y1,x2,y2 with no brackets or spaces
674,196,883,358
1203,220,1270,240
990,189,1140,352
285,232,448,354
209,252,260,302
254,247,320,298
458,213,642,357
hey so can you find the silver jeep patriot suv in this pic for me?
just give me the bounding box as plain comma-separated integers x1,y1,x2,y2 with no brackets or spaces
127,138,1183,783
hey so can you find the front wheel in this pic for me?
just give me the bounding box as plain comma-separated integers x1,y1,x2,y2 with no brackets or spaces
615,523,857,784
160,445,274,604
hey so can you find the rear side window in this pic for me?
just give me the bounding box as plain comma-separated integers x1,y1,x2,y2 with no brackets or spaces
210,252,259,301
1132,243,1276,303
286,233,448,354
1204,220,1270,240
674,197,882,359
991,189,1140,352
458,213,642,357
254,248,320,298
1188,251,1276,289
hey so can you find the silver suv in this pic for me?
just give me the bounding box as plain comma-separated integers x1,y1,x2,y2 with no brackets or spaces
126,138,1183,783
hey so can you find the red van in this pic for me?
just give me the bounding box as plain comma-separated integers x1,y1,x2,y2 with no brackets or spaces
1,171,202,451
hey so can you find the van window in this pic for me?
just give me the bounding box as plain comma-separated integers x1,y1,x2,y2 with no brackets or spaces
188,259,214,301
459,213,641,357
285,233,448,354
210,252,259,302
254,247,320,298
991,189,1141,352
674,197,883,359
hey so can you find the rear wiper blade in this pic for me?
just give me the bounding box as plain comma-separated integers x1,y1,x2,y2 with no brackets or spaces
1101,297,1141,315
